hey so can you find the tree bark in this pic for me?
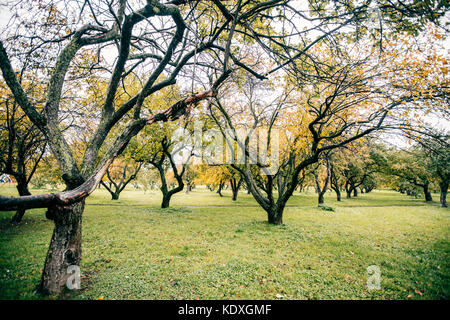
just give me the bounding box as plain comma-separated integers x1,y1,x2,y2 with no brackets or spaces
318,192,324,204
267,208,283,225
161,193,170,208
353,187,358,197
37,200,84,295
423,183,433,202
336,189,341,201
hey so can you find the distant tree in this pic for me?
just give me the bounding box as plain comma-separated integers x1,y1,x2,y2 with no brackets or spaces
373,147,434,201
100,157,143,200
133,121,192,209
311,159,331,206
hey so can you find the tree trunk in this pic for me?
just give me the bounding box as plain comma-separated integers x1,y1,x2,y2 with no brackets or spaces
217,182,223,197
161,193,171,208
346,190,352,198
37,200,84,296
439,181,448,207
11,178,31,225
318,192,324,205
185,182,191,194
353,187,358,197
232,189,238,201
11,208,26,225
230,178,241,201
423,184,432,202
335,188,341,201
267,208,283,225
111,192,119,200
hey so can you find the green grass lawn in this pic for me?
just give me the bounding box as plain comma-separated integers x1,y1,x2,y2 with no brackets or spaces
0,186,448,300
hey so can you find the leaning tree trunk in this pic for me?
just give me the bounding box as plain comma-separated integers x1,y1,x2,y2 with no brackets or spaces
37,201,84,296
160,187,183,208
334,188,341,201
439,181,448,208
11,178,32,225
161,193,171,208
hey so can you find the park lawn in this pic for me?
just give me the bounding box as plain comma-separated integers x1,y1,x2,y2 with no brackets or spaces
0,187,448,300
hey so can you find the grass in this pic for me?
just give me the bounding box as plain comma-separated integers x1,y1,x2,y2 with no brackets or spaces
0,185,448,300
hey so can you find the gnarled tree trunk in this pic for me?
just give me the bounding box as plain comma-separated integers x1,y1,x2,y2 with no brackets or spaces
37,200,84,295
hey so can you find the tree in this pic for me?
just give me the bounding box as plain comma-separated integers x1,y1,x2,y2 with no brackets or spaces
0,0,446,294
133,122,192,208
372,146,434,201
311,159,331,206
0,79,47,224
210,38,421,224
427,141,449,207
100,157,143,200
399,129,450,207
197,164,243,200
0,0,236,295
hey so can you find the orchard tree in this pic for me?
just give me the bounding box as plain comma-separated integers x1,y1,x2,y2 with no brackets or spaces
398,128,449,207
132,120,193,208
311,159,331,206
0,79,47,224
210,37,427,224
373,146,434,201
100,157,143,200
0,0,447,295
